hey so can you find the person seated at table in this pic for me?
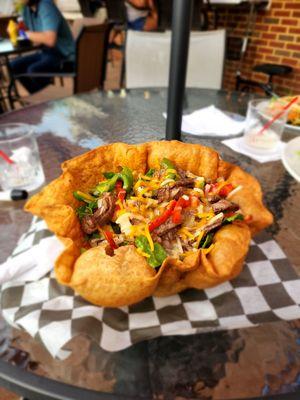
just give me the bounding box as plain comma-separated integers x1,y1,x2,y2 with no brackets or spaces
108,0,158,53
10,0,75,94
125,0,158,31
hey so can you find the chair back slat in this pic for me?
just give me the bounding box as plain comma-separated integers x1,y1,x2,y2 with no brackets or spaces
125,29,226,90
74,23,109,94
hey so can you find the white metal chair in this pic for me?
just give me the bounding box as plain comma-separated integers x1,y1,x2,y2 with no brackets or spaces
0,0,14,15
125,29,226,90
55,0,83,20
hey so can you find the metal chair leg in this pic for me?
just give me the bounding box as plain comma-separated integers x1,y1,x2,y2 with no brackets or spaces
120,55,126,89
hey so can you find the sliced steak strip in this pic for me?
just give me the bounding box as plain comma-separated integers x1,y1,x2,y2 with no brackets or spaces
207,194,221,204
80,193,116,234
152,219,180,237
173,178,195,188
152,226,179,249
161,227,178,251
157,186,184,203
81,215,97,234
203,213,224,233
177,167,189,179
203,220,223,233
212,199,239,213
94,193,116,226
156,177,195,203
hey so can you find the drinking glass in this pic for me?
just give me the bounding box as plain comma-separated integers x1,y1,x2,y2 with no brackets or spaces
243,99,288,154
0,124,45,191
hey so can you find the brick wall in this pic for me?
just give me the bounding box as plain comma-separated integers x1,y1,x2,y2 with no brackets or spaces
217,0,300,95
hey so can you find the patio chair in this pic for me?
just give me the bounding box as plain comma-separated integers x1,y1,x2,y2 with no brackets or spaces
0,75,7,114
10,23,109,100
125,29,226,90
236,63,293,97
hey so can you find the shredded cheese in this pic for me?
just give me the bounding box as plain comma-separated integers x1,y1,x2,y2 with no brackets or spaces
136,248,150,258
160,178,175,187
139,187,150,196
197,212,214,220
202,244,215,255
144,225,154,251
76,191,95,202
166,168,177,175
178,227,194,240
195,177,205,188
134,180,146,191
129,224,154,251
192,188,204,195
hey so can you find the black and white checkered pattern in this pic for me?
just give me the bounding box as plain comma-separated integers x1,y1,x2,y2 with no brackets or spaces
1,218,300,357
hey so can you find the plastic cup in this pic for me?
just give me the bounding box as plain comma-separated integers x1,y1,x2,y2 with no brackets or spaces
0,123,45,191
243,99,288,154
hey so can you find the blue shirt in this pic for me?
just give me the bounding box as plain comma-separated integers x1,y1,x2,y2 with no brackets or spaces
23,0,75,61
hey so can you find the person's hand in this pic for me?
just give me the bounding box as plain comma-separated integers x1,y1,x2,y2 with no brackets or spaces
26,31,33,41
24,30,57,47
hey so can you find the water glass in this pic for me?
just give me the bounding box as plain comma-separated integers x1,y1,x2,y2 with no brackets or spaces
0,124,45,191
243,99,288,153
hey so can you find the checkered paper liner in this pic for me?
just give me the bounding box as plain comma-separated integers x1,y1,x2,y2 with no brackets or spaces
1,217,300,357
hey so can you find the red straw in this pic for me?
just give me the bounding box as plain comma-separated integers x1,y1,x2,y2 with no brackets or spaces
257,96,298,136
0,150,14,164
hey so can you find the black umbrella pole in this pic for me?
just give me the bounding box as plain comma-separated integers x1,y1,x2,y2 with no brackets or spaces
166,0,194,141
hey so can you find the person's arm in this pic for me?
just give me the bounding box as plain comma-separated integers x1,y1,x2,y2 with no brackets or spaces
27,1,60,48
143,0,158,31
26,30,57,47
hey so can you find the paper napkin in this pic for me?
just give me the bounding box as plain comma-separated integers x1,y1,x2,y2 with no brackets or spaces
163,105,245,137
222,137,285,163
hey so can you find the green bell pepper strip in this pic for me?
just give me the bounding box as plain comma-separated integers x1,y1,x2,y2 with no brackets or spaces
161,157,175,170
153,243,168,265
224,213,244,224
145,168,155,177
199,232,214,249
95,167,134,194
161,157,177,180
120,166,134,192
135,235,149,251
76,200,98,220
96,174,119,194
135,235,167,268
103,172,115,179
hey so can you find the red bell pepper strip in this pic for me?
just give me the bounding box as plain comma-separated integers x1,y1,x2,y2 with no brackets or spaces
103,230,118,249
172,195,196,223
177,196,191,208
115,180,123,190
219,183,234,197
149,200,177,232
117,188,126,202
115,181,126,212
172,206,182,224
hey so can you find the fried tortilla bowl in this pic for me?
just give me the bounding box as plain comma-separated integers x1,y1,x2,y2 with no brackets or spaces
25,141,273,307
